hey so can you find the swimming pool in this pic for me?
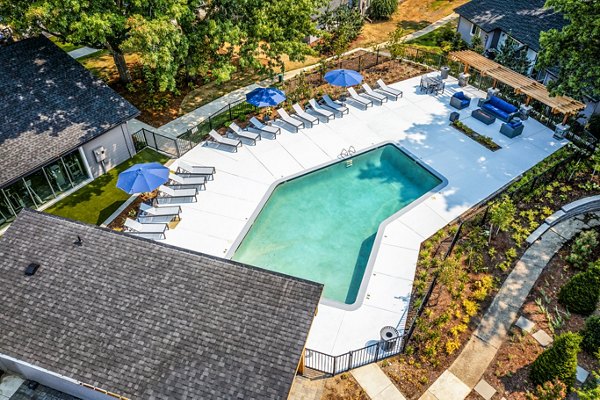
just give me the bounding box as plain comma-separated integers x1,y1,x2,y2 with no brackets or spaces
232,144,445,307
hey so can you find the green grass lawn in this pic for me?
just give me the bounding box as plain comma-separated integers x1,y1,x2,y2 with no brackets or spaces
406,20,459,53
49,36,82,53
45,149,170,225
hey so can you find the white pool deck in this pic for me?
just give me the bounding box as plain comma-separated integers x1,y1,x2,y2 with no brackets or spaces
162,74,564,356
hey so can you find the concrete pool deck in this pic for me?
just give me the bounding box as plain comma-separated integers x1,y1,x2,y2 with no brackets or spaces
162,74,565,357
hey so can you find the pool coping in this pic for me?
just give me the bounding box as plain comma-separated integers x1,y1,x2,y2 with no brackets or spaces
225,141,448,311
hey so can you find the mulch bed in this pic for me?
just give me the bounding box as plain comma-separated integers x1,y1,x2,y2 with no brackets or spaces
321,373,369,400
107,190,158,230
470,227,600,399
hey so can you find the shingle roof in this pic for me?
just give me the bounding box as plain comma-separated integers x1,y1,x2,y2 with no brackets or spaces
0,36,139,187
455,0,566,51
0,210,323,399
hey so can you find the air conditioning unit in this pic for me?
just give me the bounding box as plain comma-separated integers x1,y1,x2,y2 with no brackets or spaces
93,146,107,163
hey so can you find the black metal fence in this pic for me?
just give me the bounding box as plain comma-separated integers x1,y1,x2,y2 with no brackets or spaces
132,128,195,158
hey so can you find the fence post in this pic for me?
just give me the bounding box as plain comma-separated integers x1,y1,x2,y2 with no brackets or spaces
228,104,233,120
480,206,490,227
348,351,353,371
358,55,362,71
376,49,379,65
374,341,380,362
175,139,181,158
332,356,337,375
209,116,213,130
152,131,158,151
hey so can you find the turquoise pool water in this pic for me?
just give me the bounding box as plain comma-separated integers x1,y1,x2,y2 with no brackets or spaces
233,145,442,305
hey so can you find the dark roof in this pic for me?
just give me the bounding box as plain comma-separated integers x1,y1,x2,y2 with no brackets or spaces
0,36,139,187
455,0,566,51
0,210,322,399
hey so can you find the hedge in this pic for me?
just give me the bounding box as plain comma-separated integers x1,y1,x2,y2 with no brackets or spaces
530,332,582,388
558,262,600,315
582,316,600,354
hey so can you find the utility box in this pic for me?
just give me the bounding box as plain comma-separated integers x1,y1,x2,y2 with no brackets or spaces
93,146,107,163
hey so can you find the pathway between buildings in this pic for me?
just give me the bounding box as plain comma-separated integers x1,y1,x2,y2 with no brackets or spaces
420,209,600,400
127,12,458,139
352,364,406,400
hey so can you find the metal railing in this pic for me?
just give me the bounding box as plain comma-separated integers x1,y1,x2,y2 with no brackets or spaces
132,128,195,158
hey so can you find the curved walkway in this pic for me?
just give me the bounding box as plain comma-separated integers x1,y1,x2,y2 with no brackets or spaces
421,201,600,400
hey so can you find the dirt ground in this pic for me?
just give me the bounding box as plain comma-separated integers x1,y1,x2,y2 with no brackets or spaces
353,0,468,48
470,229,600,399
321,374,369,400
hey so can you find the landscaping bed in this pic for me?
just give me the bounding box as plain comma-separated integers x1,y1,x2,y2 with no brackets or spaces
379,145,600,399
468,229,600,399
321,373,369,400
451,120,502,151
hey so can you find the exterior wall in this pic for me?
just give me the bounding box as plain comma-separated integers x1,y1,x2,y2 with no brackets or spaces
456,17,492,49
0,354,115,400
80,123,135,179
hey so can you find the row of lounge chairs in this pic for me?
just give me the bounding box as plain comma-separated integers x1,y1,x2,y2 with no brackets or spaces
207,79,403,150
123,162,216,240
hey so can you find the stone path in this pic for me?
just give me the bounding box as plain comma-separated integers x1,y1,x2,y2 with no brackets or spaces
420,210,600,400
67,46,99,59
128,12,459,139
288,376,325,400
351,364,406,400
0,374,24,400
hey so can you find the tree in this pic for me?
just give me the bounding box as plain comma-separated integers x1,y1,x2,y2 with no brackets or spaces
0,0,324,90
488,195,516,240
530,332,581,388
387,25,406,59
470,35,484,54
316,5,364,56
495,41,532,75
0,0,190,87
537,0,600,98
368,0,398,20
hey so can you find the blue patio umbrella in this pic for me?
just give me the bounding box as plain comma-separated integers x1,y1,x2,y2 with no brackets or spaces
324,69,363,87
246,87,287,107
116,162,169,194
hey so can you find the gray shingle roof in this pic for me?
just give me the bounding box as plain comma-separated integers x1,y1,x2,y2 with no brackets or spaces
0,36,139,187
0,210,323,399
455,0,566,51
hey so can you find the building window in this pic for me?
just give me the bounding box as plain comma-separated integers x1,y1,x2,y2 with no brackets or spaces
470,24,478,36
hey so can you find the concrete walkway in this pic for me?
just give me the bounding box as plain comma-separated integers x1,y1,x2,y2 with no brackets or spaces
352,364,407,400
420,210,600,400
129,12,458,138
67,46,99,59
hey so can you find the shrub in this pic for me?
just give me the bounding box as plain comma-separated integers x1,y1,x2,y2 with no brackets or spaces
528,379,567,400
582,316,600,354
566,230,599,270
558,262,600,315
530,332,582,388
368,0,398,20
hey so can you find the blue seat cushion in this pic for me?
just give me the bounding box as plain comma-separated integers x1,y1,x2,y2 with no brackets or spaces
481,103,510,120
487,96,518,113
507,119,523,128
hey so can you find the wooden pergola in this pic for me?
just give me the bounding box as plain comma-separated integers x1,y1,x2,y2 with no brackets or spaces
449,50,585,123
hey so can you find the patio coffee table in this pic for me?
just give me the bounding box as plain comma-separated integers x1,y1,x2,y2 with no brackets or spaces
471,109,496,125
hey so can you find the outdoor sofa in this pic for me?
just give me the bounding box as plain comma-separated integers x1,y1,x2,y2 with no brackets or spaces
450,92,472,110
500,119,525,138
481,96,518,122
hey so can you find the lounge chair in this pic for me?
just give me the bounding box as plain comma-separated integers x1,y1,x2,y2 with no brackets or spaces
276,108,305,132
249,117,280,137
229,122,260,145
156,185,197,205
138,203,181,224
347,87,373,109
168,173,206,191
176,161,215,180
308,99,335,121
361,83,387,104
208,129,242,152
321,95,349,116
124,218,167,240
292,103,319,127
376,79,403,100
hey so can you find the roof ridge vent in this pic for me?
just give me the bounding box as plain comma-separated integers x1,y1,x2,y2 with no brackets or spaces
24,263,40,276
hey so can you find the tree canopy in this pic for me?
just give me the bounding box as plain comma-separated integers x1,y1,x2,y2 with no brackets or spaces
538,0,600,99
0,0,324,91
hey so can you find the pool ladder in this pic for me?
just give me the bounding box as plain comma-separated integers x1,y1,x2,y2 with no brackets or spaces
339,146,356,167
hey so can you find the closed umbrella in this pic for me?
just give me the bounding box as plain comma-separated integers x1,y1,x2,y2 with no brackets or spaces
324,69,363,87
116,162,169,194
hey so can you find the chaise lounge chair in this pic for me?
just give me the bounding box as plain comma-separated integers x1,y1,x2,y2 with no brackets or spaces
249,117,281,137
168,173,206,191
321,95,349,116
376,79,403,100
208,129,242,152
156,185,197,205
124,218,168,240
361,83,387,104
229,122,261,145
276,108,305,132
138,203,181,224
347,87,373,109
176,161,215,180
308,99,335,121
292,103,319,127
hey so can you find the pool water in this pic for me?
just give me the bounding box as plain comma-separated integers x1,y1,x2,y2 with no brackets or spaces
233,145,442,305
